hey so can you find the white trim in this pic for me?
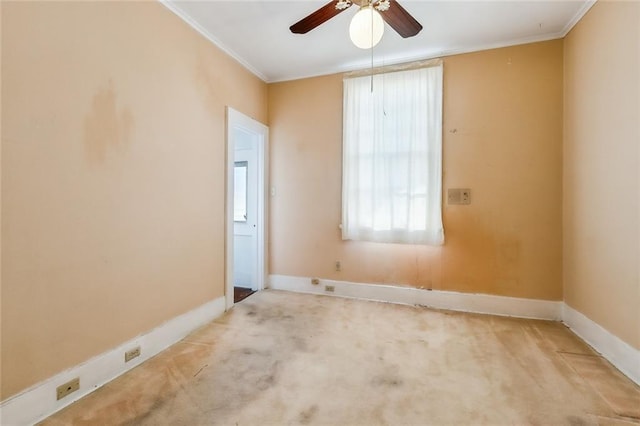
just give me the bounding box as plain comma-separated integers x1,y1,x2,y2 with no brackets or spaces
259,134,269,295
268,275,639,385
0,297,226,426
560,0,597,37
268,33,565,84
268,275,562,321
225,109,234,311
562,304,640,386
226,108,269,310
159,0,595,84
159,0,268,82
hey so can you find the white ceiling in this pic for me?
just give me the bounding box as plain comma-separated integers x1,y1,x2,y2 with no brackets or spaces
162,0,594,83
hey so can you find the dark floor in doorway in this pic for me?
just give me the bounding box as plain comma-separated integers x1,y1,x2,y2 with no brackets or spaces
234,287,256,303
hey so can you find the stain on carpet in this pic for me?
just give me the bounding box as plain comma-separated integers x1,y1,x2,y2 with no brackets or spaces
39,290,640,426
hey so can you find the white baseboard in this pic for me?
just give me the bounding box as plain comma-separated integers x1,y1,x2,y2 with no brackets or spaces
0,296,226,426
3,281,636,425
563,304,640,386
268,274,562,320
269,275,639,386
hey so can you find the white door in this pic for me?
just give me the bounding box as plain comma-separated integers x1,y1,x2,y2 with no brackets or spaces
226,107,268,310
233,132,258,290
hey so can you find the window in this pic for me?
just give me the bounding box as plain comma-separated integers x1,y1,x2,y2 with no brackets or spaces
342,63,444,245
234,161,248,222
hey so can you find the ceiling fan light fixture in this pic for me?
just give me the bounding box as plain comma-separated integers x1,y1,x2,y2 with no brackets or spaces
349,5,384,49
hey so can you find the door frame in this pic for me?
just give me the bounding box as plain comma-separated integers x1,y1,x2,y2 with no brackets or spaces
225,107,269,310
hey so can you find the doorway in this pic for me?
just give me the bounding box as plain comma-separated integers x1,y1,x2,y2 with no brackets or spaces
226,107,268,310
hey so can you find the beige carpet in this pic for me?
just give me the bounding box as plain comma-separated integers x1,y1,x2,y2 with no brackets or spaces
41,290,640,425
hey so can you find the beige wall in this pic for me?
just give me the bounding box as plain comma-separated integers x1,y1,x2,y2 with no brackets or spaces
4,0,635,405
1,1,267,399
269,40,563,301
563,1,640,350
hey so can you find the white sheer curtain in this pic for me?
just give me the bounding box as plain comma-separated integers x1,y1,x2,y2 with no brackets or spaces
342,64,444,245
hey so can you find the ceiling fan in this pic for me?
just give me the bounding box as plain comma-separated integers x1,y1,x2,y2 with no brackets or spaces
290,0,422,49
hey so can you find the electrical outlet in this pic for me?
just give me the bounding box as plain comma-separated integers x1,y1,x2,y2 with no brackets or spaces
311,278,320,285
125,346,141,363
56,377,79,400
325,285,335,292
335,261,341,272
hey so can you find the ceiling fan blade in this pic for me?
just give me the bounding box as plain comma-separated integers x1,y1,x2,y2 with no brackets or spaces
290,1,352,34
379,0,422,38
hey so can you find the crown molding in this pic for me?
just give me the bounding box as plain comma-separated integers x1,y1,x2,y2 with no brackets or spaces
270,31,565,83
159,0,268,82
560,0,597,36
160,0,595,84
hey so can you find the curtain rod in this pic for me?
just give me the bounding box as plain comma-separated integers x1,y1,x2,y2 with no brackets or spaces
343,58,443,79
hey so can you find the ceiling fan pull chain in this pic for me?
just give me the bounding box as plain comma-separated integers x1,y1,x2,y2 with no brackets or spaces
370,9,374,93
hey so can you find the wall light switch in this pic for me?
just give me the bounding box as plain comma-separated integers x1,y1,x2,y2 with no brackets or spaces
461,189,471,204
448,188,471,205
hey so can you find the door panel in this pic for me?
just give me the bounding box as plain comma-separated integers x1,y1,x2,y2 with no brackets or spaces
233,130,258,291
226,107,268,309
